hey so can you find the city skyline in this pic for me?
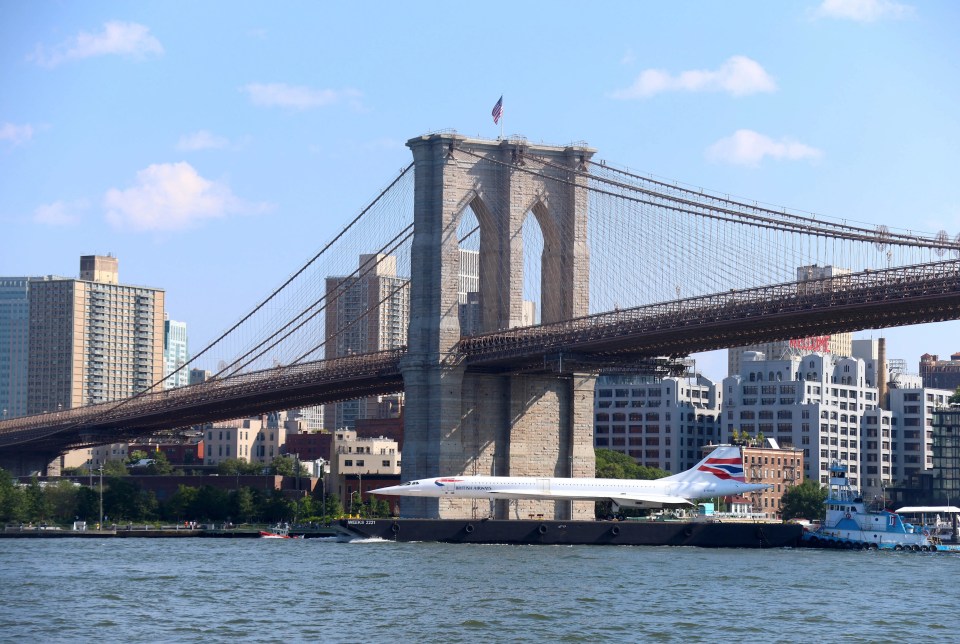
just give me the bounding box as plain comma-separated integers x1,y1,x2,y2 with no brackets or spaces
2,1,959,383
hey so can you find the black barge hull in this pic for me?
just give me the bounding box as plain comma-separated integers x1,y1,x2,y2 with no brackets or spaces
336,519,802,548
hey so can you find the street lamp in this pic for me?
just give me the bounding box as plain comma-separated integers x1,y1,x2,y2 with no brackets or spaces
319,465,326,525
98,464,104,530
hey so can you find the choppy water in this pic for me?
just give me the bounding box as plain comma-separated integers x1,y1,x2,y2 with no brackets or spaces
2,538,959,642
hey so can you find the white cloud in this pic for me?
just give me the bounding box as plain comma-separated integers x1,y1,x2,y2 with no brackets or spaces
705,129,823,167
177,130,230,151
34,199,88,226
813,0,914,21
29,21,163,68
0,122,34,145
104,162,269,231
242,83,363,110
611,56,776,99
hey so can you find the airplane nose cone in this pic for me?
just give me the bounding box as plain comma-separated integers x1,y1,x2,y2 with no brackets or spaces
370,485,403,495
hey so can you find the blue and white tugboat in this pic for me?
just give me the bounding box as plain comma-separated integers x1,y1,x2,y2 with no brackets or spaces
803,462,939,551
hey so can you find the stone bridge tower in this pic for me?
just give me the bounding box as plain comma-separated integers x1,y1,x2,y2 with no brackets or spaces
400,133,597,519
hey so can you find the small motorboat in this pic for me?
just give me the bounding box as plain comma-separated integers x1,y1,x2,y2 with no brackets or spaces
259,523,302,539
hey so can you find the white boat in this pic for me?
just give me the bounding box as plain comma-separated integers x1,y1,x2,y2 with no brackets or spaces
803,462,942,551
894,506,960,543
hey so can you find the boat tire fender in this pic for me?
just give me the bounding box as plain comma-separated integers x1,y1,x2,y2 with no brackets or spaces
538,524,547,535
391,522,400,534
611,525,620,537
465,523,474,534
684,525,694,538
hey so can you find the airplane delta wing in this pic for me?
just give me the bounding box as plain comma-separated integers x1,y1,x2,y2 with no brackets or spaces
611,492,693,506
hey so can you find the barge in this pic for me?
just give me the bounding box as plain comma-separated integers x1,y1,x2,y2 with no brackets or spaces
335,518,802,548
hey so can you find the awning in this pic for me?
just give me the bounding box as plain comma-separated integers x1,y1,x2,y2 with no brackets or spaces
895,506,960,514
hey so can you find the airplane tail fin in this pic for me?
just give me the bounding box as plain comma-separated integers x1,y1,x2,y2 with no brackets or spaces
661,445,745,483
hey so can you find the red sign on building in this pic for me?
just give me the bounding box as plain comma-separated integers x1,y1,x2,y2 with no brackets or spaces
789,335,831,353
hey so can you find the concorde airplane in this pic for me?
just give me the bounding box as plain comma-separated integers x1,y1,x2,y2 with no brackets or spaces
370,446,769,512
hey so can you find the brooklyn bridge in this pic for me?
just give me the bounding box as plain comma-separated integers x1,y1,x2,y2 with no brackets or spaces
2,132,959,518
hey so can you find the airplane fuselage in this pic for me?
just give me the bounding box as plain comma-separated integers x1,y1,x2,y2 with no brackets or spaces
373,475,767,509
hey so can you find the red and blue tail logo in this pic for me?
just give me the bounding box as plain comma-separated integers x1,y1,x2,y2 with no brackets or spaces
698,457,745,482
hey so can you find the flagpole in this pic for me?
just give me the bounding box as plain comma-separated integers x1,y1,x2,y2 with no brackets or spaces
500,94,504,139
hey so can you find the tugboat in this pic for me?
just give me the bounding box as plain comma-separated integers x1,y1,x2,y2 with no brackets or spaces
803,462,939,551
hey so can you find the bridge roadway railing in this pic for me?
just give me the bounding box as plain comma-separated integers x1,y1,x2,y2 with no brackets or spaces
0,349,405,450
457,259,960,364
4,260,960,451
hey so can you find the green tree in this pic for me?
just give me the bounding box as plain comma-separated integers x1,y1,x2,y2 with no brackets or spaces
74,486,99,522
596,449,668,480
217,458,261,476
229,487,256,523
102,459,128,477
46,480,80,524
165,485,199,521
949,386,960,406
103,477,156,522
257,489,294,523
0,468,30,523
780,479,827,521
127,450,149,464
25,478,52,523
315,493,342,521
143,451,173,475
191,486,230,522
368,497,391,518
268,454,308,477
594,450,668,518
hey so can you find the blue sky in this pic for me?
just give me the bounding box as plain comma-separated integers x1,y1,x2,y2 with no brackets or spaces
2,0,959,382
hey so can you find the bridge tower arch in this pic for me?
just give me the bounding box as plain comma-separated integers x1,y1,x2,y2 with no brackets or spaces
400,133,597,519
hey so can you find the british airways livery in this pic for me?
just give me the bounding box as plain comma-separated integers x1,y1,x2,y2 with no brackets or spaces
370,446,768,511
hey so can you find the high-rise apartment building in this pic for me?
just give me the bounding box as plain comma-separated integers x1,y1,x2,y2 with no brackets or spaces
26,255,165,414
458,248,536,335
594,373,722,473
723,340,951,499
0,276,46,419
919,352,960,391
930,408,960,504
163,317,189,389
323,253,410,429
727,265,853,376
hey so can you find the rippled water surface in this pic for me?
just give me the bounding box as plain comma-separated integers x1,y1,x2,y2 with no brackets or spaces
2,538,959,642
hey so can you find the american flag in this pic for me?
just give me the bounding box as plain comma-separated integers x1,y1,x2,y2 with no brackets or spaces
491,96,503,124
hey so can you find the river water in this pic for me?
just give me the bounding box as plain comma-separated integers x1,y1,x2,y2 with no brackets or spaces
2,538,958,642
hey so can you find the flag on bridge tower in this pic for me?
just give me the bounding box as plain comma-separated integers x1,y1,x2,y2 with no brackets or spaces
491,95,503,124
